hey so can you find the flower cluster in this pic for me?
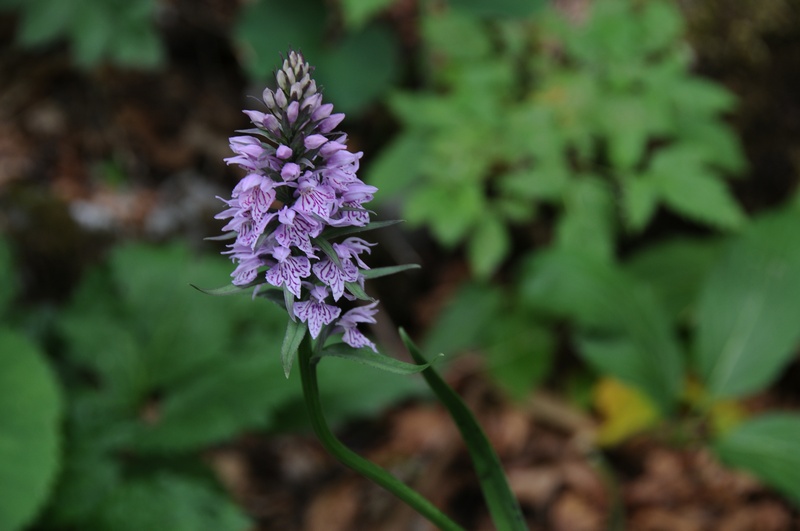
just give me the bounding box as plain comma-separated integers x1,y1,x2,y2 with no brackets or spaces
216,51,379,351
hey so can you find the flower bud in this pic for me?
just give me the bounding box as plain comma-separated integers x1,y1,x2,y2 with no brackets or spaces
275,89,288,109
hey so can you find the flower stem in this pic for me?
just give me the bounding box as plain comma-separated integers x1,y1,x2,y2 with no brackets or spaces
298,336,465,531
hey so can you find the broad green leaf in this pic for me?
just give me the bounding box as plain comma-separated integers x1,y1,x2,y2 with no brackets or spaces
626,237,723,322
422,9,491,60
695,209,800,399
598,97,649,169
639,0,684,53
649,147,745,230
17,0,72,45
670,78,737,116
234,0,324,80
93,474,249,531
680,121,747,175
69,1,112,66
423,282,504,357
340,0,394,28
134,347,296,452
620,175,658,232
486,319,553,400
498,162,569,202
318,24,399,114
282,319,307,378
407,183,483,247
449,0,545,17
714,413,800,505
467,213,510,278
0,238,18,316
0,330,62,531
45,451,120,527
366,133,426,202
317,343,436,374
520,250,683,413
555,177,615,262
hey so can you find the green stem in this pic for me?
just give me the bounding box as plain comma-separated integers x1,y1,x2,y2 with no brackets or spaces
298,336,465,531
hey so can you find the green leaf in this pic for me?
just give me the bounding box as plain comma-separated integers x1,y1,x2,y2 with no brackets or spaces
134,347,296,452
639,0,684,53
340,0,394,28
670,78,737,116
423,282,504,357
449,0,545,18
0,329,62,531
649,146,746,230
695,209,800,399
321,219,404,240
317,343,437,374
190,282,267,296
520,250,683,413
17,0,72,45
282,319,307,378
555,177,615,262
598,97,649,169
467,213,510,278
318,24,399,114
366,133,427,203
407,181,484,248
93,474,250,531
345,281,374,301
714,413,800,504
311,236,343,268
486,320,553,400
620,175,658,232
360,263,421,279
626,237,723,323
0,238,18,316
234,0,324,80
401,330,528,530
45,450,120,527
422,9,492,60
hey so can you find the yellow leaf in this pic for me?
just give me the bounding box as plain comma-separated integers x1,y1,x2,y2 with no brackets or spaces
594,378,660,446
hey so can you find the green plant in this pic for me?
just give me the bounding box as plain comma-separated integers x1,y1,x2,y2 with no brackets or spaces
519,204,800,504
0,238,63,531
233,0,400,115
16,242,421,530
369,0,746,277
0,0,163,68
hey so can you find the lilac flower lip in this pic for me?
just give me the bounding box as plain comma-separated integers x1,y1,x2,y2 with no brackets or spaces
216,50,380,350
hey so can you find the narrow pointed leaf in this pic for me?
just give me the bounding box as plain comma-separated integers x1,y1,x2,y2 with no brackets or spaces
203,232,237,241
321,219,403,240
400,329,527,531
281,319,307,378
191,282,266,296
311,236,343,268
317,343,437,374
361,264,421,280
345,281,374,301
283,286,295,322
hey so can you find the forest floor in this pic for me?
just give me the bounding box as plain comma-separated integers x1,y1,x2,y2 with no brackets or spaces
2,3,800,529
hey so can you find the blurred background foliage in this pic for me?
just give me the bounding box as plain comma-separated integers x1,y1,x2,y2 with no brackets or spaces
1,0,800,528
